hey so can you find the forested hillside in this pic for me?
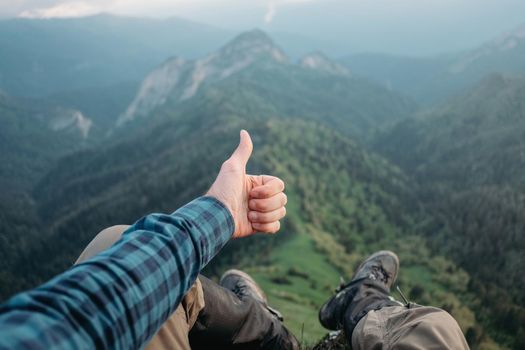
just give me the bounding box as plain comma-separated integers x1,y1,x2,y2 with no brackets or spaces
0,92,89,296
375,74,525,348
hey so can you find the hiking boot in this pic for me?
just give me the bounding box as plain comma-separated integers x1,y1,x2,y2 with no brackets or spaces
220,269,284,321
319,250,399,330
220,269,268,303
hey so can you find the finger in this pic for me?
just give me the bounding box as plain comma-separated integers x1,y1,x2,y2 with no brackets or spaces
249,207,286,223
252,221,281,234
250,176,285,199
249,193,287,212
229,130,253,167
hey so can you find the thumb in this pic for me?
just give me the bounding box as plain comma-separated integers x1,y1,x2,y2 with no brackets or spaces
230,130,253,167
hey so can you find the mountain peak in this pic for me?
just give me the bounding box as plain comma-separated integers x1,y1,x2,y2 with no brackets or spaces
219,29,287,63
299,51,350,76
228,29,273,44
487,23,525,52
118,29,288,126
449,24,525,74
512,23,525,38
499,22,525,41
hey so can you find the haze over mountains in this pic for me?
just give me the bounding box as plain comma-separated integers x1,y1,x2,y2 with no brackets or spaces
343,23,525,105
1,14,525,349
0,14,233,97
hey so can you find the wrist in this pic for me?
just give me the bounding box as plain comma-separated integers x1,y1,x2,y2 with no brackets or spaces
203,193,236,235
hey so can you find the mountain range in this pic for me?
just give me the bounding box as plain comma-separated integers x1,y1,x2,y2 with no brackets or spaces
0,14,348,100
1,21,525,349
342,23,525,105
116,29,416,142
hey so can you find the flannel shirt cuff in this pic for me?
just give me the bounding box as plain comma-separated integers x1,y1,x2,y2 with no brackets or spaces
172,196,235,263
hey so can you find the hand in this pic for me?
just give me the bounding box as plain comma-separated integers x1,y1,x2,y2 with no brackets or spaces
207,130,287,238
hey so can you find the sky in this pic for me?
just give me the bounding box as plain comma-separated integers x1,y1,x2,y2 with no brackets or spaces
2,0,525,55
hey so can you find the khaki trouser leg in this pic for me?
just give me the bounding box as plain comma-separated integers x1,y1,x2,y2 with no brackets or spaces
75,225,205,350
351,305,469,350
146,279,204,350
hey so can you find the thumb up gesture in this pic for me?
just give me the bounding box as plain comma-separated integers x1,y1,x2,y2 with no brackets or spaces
207,130,287,238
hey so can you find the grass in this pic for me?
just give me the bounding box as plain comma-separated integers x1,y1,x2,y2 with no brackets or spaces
247,230,341,345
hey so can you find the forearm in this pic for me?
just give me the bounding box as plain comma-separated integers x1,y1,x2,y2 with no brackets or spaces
0,196,233,349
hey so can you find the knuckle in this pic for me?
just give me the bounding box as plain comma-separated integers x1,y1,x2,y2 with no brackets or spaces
220,161,231,171
255,200,267,211
221,160,239,172
252,199,266,211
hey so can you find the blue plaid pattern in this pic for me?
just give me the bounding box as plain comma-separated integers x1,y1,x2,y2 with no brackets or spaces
0,196,234,349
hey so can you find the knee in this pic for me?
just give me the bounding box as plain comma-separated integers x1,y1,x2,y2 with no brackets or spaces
411,308,469,349
75,224,130,264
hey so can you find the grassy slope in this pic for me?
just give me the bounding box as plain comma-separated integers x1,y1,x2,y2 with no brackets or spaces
249,187,341,344
251,231,339,344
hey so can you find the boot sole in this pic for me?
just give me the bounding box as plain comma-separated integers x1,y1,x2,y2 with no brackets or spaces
220,269,268,304
353,250,399,289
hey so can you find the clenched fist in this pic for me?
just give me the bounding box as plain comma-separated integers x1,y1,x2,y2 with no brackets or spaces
207,130,287,238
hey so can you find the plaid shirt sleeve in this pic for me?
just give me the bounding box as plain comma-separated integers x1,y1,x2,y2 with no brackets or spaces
0,196,234,350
